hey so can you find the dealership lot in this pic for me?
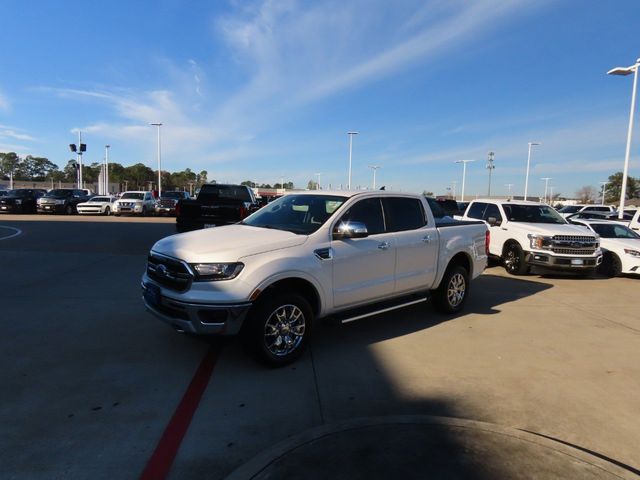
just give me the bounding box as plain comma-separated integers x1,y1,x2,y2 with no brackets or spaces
1,215,639,479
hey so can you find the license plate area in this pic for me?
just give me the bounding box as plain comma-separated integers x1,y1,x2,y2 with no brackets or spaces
571,259,584,266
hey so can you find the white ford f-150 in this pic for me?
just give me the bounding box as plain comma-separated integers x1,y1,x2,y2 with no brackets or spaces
142,191,489,365
460,199,602,275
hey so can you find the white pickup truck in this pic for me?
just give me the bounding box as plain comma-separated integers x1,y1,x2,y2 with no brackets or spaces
460,199,602,275
142,191,489,365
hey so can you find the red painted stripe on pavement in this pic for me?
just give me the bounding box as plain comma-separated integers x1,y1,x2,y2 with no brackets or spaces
140,346,220,480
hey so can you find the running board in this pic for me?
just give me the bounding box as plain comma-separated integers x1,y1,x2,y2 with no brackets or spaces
329,294,430,325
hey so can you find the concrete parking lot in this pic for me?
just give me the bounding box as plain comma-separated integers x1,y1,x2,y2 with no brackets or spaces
1,215,639,479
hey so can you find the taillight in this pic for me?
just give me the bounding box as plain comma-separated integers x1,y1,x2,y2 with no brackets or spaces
239,206,247,219
175,202,181,216
485,230,490,256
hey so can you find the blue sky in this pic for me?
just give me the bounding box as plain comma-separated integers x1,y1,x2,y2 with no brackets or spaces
0,0,639,198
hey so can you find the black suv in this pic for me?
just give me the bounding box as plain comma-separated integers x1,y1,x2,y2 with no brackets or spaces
37,188,91,214
0,189,46,214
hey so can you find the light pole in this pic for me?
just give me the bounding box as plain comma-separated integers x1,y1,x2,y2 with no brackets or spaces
105,145,110,195
315,172,321,190
600,181,608,205
486,151,495,197
347,131,358,190
368,165,380,189
455,160,475,202
549,185,554,204
69,131,86,189
505,183,513,198
150,123,163,198
524,142,541,201
608,58,640,218
541,177,552,204
452,180,458,200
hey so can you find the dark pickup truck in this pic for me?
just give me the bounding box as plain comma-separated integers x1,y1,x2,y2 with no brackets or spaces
175,184,260,233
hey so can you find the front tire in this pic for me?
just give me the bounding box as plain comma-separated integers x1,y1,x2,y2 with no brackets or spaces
598,252,622,277
247,293,313,366
65,204,74,215
504,243,529,275
104,206,111,216
432,265,469,314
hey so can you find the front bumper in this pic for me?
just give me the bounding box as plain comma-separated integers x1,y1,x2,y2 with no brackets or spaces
37,204,65,214
141,281,252,335
77,207,105,214
0,204,21,213
525,252,602,269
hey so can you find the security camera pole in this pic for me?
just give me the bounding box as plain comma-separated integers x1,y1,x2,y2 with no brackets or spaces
69,131,86,189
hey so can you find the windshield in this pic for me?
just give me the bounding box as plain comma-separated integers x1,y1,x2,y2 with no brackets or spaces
47,189,73,197
558,205,582,214
198,184,251,202
503,204,567,224
590,223,640,239
243,194,347,234
8,189,30,197
161,192,184,199
121,193,144,200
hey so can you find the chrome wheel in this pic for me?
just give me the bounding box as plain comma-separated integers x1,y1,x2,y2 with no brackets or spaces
264,304,306,357
447,273,466,308
505,248,519,273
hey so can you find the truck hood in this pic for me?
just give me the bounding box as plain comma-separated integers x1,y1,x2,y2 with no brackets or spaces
506,222,595,237
151,224,308,263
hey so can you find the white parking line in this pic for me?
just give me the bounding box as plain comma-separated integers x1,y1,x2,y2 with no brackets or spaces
0,225,22,241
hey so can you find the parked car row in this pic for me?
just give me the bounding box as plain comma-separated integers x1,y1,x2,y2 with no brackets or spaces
458,199,640,278
0,188,191,216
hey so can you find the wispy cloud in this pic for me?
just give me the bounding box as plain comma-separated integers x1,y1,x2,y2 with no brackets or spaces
0,128,35,142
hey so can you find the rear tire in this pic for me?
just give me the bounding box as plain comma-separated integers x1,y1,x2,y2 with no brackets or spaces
104,206,111,216
503,243,529,275
598,252,622,277
246,292,313,366
65,204,74,215
432,265,469,314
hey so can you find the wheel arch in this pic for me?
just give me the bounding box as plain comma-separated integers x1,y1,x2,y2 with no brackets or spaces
502,239,523,257
254,277,322,317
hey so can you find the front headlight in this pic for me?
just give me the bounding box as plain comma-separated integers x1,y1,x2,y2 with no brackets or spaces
528,234,552,250
624,249,640,257
191,263,244,281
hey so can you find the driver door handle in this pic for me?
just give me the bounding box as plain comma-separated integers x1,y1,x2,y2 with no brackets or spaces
378,241,390,250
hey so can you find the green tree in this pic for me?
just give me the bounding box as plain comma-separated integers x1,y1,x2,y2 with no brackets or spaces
307,179,318,190
0,152,20,179
603,172,639,203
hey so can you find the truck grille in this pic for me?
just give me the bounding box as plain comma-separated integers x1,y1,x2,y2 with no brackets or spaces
147,254,193,292
550,235,598,255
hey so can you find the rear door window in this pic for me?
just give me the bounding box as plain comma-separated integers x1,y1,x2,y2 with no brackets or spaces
483,203,502,222
382,197,427,232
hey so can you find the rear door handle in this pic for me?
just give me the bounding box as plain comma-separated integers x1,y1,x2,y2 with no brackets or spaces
378,241,390,250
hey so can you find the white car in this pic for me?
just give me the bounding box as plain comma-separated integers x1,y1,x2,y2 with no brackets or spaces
112,191,156,216
557,204,616,218
76,196,115,215
569,219,640,277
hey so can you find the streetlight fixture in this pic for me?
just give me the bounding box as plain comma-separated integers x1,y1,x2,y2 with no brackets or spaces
486,151,495,197
541,177,552,204
150,123,163,198
368,165,381,189
104,145,110,195
347,131,358,190
600,181,608,205
455,159,475,202
524,142,541,201
69,130,86,188
608,58,640,219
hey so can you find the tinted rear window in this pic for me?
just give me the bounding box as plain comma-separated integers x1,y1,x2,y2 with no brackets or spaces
383,197,426,232
198,185,252,202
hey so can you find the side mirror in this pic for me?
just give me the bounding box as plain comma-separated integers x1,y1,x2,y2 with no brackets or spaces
486,216,502,227
333,221,369,239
